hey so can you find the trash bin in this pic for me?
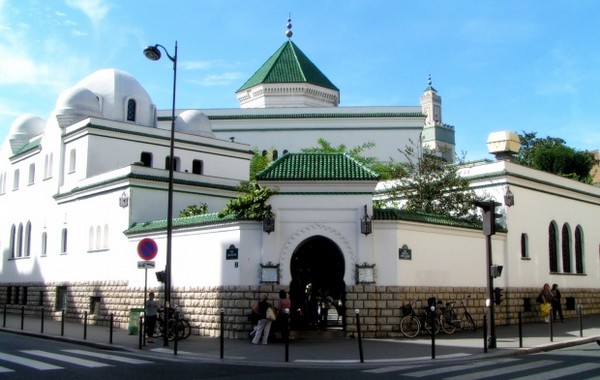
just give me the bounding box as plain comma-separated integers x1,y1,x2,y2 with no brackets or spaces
129,308,144,335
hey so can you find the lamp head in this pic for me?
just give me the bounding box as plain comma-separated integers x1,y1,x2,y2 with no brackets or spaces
143,45,161,61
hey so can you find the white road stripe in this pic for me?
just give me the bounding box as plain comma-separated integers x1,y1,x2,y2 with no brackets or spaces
62,349,153,364
0,366,14,373
444,359,559,380
511,363,600,380
398,358,519,377
0,352,62,370
21,350,111,368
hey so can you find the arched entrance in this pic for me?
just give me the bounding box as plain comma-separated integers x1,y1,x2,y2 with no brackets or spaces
289,235,346,331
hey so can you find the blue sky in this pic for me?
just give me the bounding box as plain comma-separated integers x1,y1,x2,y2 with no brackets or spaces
1,0,599,160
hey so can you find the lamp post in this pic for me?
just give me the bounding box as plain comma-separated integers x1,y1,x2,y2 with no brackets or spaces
143,41,178,347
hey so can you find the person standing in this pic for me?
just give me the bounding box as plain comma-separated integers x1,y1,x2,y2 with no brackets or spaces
551,284,565,322
145,292,161,343
277,289,291,341
252,294,272,345
538,283,553,323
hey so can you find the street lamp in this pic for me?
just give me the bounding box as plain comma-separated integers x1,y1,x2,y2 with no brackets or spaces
143,41,178,347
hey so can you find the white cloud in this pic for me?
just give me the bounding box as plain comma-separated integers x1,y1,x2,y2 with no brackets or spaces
65,0,110,26
181,60,213,70
190,72,244,86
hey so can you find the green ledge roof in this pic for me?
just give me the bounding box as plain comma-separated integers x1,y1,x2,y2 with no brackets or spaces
374,208,506,232
124,212,243,235
237,40,339,92
256,152,379,181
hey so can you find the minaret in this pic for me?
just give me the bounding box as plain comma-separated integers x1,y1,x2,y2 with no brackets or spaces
420,74,455,161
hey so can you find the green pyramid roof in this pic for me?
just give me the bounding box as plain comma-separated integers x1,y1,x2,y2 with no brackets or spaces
237,40,339,92
256,152,379,181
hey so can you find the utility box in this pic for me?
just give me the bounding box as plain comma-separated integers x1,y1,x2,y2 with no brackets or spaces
128,308,144,335
566,297,576,311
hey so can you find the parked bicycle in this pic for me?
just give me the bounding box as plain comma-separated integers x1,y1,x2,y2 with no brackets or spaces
155,305,192,341
439,297,476,334
400,299,440,338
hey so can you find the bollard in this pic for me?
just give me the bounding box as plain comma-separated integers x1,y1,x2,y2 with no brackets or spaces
21,306,25,330
41,308,45,334
3,304,6,327
430,305,436,360
355,309,364,363
84,311,88,340
138,315,143,349
284,308,290,363
518,312,523,348
220,308,224,359
61,309,65,336
578,305,583,337
109,313,114,344
549,311,553,342
483,316,488,353
173,312,179,356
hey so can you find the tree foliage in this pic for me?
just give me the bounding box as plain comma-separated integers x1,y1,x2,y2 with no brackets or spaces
378,140,483,220
218,181,276,220
179,203,208,217
249,148,274,180
301,138,378,167
515,131,598,183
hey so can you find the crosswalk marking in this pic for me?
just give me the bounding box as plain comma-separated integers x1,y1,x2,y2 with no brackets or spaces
511,363,600,380
0,352,62,370
443,359,559,380
21,350,111,368
62,349,153,364
0,366,14,373
398,358,519,377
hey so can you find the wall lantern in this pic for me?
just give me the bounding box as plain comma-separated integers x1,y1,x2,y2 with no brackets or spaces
504,186,515,207
119,191,129,208
360,204,372,236
260,262,279,284
262,213,275,234
355,262,376,285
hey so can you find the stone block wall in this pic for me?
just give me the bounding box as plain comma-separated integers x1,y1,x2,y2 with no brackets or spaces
1,282,598,339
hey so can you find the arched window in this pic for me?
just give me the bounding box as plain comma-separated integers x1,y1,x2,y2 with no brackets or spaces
273,150,279,160
141,152,153,167
575,225,584,274
548,222,558,272
96,225,102,250
28,163,35,185
24,221,31,257
61,228,68,254
16,223,23,257
44,153,53,179
68,149,76,173
192,159,203,174
13,169,20,190
561,223,572,273
520,233,529,259
9,224,16,258
283,150,289,155
262,150,267,156
41,232,47,256
127,99,136,121
88,226,94,251
103,224,109,249
165,156,180,171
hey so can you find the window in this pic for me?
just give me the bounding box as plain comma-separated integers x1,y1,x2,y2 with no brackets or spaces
6,287,12,304
56,286,67,311
61,228,68,254
20,287,28,305
13,287,20,304
41,232,47,256
13,169,19,190
548,222,558,272
16,223,23,258
88,224,109,251
520,233,529,259
127,99,136,121
44,153,53,179
28,163,35,185
575,225,584,274
88,226,94,251
90,296,102,315
24,221,31,257
273,150,279,160
9,224,15,258
141,152,153,167
103,224,109,249
561,224,572,273
165,156,180,171
192,159,203,174
68,149,76,173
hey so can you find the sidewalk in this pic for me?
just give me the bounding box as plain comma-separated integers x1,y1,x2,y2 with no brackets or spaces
2,312,600,367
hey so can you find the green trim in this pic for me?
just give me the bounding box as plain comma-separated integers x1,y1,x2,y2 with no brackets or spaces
10,139,42,159
374,208,499,231
124,212,246,235
207,112,424,121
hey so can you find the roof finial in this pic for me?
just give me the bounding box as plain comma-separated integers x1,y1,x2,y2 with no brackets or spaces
285,14,293,39
428,73,432,87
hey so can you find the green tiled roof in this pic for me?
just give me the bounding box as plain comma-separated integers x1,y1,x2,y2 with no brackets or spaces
124,212,243,235
237,40,338,92
256,153,379,181
374,208,506,232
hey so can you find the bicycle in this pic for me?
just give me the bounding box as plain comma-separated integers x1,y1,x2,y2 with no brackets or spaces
155,306,192,341
439,297,476,334
399,299,440,338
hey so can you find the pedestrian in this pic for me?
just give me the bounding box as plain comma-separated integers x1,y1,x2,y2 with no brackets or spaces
537,283,553,323
276,289,291,341
248,302,260,340
145,291,161,343
252,294,272,345
551,284,565,322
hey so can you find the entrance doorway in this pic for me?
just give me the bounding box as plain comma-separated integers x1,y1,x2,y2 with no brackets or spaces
289,235,346,331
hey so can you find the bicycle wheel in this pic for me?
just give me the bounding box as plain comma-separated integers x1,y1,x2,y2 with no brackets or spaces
440,312,457,334
166,319,179,341
179,319,192,340
400,315,420,338
423,316,440,335
155,318,164,338
461,312,476,332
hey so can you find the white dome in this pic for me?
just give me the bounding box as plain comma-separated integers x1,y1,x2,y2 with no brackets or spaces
174,110,215,137
55,86,101,117
8,114,46,153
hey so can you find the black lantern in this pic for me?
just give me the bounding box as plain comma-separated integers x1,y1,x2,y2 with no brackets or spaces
360,204,372,236
504,186,515,207
263,213,275,234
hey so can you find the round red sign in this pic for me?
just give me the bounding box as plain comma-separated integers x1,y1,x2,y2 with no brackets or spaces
137,238,158,261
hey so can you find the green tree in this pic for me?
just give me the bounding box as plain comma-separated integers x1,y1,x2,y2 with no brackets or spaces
218,181,276,220
516,131,598,183
379,140,483,220
301,138,378,167
179,203,208,217
250,148,275,180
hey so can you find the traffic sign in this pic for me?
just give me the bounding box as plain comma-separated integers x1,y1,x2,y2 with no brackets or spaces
137,238,158,261
137,261,156,269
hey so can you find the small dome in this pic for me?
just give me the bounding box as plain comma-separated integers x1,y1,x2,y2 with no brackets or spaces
174,110,215,137
8,114,46,153
55,86,102,117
